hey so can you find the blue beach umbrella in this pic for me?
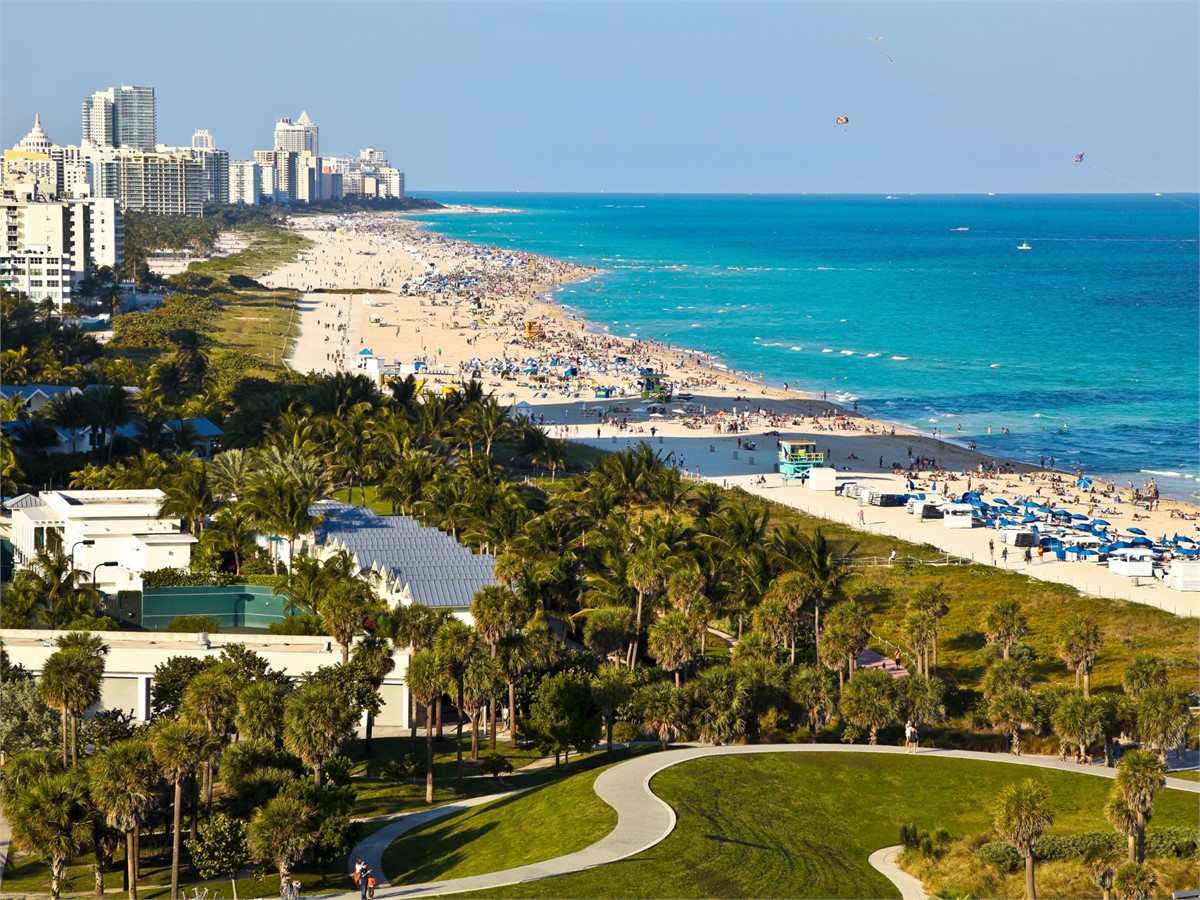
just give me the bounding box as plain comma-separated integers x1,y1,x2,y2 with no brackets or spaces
1092,518,1110,526
1127,527,1147,536
1071,513,1089,520
1021,515,1038,524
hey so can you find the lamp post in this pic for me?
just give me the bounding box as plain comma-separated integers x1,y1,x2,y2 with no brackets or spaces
70,538,95,573
91,561,119,609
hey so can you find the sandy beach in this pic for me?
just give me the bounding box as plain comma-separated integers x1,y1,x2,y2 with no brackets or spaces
267,211,1200,617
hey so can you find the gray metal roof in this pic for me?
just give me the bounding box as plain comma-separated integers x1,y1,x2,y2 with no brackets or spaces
310,501,498,609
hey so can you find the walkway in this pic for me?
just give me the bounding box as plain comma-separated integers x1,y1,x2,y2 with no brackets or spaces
867,846,927,900
346,744,1200,900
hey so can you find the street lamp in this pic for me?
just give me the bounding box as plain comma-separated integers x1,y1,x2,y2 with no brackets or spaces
91,560,118,588
70,538,95,572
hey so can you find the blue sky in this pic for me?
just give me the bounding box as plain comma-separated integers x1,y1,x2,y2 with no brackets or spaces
2,1,1196,193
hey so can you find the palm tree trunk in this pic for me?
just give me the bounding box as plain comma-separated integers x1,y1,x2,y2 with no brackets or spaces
489,694,498,751
508,679,518,749
435,697,444,740
1025,854,1036,900
365,710,375,757
454,681,465,793
470,708,480,762
133,824,142,884
52,856,65,900
127,830,138,899
631,591,645,671
71,713,79,766
606,714,614,753
1136,816,1146,864
170,779,183,900
1083,669,1091,699
424,701,435,803
61,706,70,767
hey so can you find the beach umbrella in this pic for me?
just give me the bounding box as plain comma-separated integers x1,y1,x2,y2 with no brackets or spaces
1052,509,1072,518
1126,527,1147,536
1021,515,1038,524
991,498,1008,505
1076,477,1093,489
1092,518,1110,526
1070,513,1089,520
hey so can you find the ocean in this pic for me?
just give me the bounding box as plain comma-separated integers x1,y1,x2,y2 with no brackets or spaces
416,193,1200,501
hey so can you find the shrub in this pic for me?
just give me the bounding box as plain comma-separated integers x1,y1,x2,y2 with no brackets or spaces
379,760,409,783
900,823,920,849
1145,826,1200,859
323,755,353,787
976,840,1022,873
268,613,325,635
168,614,222,633
612,721,640,744
480,752,514,780
919,834,936,858
1034,832,1122,861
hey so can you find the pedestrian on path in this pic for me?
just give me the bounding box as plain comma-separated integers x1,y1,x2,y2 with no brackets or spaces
858,509,865,525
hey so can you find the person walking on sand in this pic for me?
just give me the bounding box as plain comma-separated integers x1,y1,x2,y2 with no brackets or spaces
858,509,865,526
1001,547,1008,566
989,539,995,562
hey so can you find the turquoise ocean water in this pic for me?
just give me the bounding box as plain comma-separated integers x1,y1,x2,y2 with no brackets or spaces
417,193,1199,501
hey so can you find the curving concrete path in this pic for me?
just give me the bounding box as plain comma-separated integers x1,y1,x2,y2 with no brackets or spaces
348,744,1200,900
867,846,928,900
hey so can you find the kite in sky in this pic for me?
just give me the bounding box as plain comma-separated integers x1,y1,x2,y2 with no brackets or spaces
1074,152,1085,163
836,116,849,126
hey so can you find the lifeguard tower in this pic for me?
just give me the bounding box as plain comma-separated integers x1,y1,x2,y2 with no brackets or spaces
639,370,672,401
524,321,546,341
778,440,825,479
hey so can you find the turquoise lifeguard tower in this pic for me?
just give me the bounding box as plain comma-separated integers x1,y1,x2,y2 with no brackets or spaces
778,440,825,479
638,370,672,401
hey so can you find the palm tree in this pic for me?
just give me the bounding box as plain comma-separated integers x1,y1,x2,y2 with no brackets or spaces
990,687,1034,755
39,633,108,766
180,670,238,807
320,573,379,663
982,598,1028,661
158,458,213,535
89,738,161,899
790,527,852,644
1105,788,1140,864
591,665,634,753
44,391,92,455
1122,654,1168,701
1114,750,1166,864
462,655,502,761
840,667,897,744
435,619,481,793
1058,616,1103,698
406,649,446,803
207,448,259,500
981,658,1032,699
993,779,1055,900
648,610,696,686
235,680,287,745
149,720,209,900
625,544,667,670
908,582,950,673
898,673,946,734
688,667,747,745
1051,692,1103,762
350,635,396,757
203,502,256,575
247,795,315,897
789,666,837,741
1085,846,1121,900
822,601,871,684
634,682,687,749
282,681,356,789
1135,687,1191,761
1112,862,1158,900
761,570,810,663
7,770,94,900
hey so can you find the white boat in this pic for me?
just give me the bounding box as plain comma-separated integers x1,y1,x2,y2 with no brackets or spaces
1017,242,1032,250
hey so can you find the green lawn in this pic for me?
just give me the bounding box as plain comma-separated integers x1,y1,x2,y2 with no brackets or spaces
349,735,546,818
382,765,615,884
437,752,1199,900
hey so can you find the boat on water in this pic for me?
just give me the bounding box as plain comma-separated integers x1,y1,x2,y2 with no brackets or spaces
1017,242,1032,250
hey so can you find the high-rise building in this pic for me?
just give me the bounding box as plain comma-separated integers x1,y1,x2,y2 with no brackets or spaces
0,195,123,309
273,110,319,156
255,149,297,202
229,161,261,206
82,86,157,151
94,150,203,217
191,129,215,151
81,92,114,147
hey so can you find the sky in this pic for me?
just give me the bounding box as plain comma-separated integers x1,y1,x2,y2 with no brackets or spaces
1,1,1197,194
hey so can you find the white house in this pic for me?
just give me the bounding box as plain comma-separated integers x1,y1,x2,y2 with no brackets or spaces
9,489,195,592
